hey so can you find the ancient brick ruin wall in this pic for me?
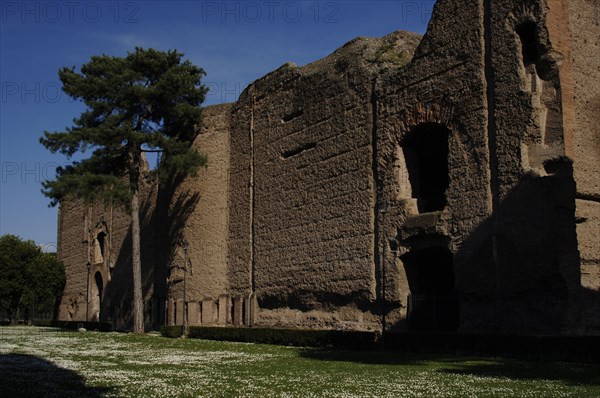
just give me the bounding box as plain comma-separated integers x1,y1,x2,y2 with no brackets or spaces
109,177,159,330
58,202,130,323
57,178,159,330
57,0,599,335
57,200,92,321
249,63,380,329
377,0,491,332
227,32,422,330
226,99,253,304
376,0,595,334
568,0,600,332
480,0,582,333
166,104,232,327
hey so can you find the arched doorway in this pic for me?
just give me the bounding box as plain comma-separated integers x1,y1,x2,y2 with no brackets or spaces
90,271,103,321
402,248,459,332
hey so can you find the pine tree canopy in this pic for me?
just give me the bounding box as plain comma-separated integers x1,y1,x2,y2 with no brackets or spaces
40,47,208,208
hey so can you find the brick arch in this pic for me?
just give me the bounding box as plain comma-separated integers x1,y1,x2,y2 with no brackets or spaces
381,102,460,196
394,102,458,143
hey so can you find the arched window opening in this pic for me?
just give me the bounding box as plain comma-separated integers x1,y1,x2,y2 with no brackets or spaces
93,231,106,264
402,247,458,332
516,21,540,68
401,123,450,213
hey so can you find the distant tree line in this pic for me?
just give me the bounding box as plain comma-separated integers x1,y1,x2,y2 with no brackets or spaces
0,234,66,324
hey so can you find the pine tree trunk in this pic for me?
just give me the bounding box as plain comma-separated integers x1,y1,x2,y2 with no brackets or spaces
130,149,144,333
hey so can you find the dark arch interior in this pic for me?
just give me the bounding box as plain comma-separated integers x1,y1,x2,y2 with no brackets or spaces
91,271,104,322
97,232,106,259
516,21,540,67
94,272,103,301
402,123,449,213
402,247,458,332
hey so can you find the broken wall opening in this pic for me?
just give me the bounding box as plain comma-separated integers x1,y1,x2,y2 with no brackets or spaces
400,123,450,213
401,247,458,332
517,21,541,69
516,19,564,165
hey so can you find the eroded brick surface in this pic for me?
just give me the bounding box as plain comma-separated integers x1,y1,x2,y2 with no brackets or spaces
57,0,599,335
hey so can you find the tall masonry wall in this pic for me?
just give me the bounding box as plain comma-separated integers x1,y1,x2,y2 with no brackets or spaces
465,0,581,333
228,31,421,330
57,200,93,321
57,0,599,335
166,104,232,327
568,0,600,333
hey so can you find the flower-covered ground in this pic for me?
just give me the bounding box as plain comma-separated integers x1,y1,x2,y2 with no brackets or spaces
0,326,598,398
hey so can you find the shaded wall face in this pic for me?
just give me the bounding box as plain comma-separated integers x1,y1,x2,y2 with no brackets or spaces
378,0,589,334
57,201,90,321
478,0,582,333
58,104,234,331
57,182,159,331
108,181,159,331
57,200,118,323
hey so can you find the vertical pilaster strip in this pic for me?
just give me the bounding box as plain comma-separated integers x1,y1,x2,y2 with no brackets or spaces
546,0,576,158
370,79,384,332
249,92,256,325
483,0,500,328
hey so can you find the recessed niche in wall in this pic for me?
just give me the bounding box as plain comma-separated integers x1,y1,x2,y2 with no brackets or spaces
93,231,106,264
516,20,565,173
399,123,450,214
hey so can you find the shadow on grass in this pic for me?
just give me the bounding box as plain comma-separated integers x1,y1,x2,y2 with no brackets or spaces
437,358,600,387
300,348,600,387
298,347,437,366
0,354,117,398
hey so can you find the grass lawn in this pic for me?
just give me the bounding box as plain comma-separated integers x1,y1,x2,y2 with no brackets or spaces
1,326,599,398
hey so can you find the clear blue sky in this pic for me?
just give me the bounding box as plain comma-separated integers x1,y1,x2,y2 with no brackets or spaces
0,0,433,251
